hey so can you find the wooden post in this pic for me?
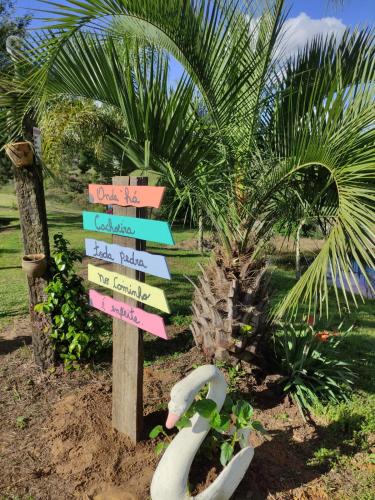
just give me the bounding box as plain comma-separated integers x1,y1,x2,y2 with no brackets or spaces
12,159,54,369
112,176,147,442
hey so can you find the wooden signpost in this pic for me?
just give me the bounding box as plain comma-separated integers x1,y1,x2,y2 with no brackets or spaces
83,176,173,443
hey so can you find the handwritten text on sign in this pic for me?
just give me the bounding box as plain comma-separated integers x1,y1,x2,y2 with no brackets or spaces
89,290,168,339
82,211,174,246
85,239,171,280
89,184,165,208
88,264,170,313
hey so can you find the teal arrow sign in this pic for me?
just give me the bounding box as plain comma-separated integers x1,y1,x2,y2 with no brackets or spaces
82,211,175,246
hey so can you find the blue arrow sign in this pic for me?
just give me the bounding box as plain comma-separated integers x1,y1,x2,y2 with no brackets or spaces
85,238,171,280
82,211,175,246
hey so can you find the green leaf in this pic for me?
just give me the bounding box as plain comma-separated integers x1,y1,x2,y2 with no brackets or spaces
149,425,164,439
233,400,254,426
209,409,222,429
251,420,268,435
176,415,192,430
222,396,234,414
220,441,234,467
155,442,169,456
194,399,217,419
34,303,44,313
210,410,230,432
61,303,70,316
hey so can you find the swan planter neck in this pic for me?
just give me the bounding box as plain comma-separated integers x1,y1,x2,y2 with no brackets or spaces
150,365,254,500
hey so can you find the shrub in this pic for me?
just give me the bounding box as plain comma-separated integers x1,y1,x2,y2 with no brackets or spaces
274,323,356,415
35,233,104,369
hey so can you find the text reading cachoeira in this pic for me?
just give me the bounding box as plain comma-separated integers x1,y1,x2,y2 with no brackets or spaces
82,211,174,245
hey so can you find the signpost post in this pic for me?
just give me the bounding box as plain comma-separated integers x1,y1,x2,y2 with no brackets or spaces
83,176,174,444
112,176,147,442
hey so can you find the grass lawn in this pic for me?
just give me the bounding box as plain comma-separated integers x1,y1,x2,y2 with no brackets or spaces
1,182,374,497
0,183,208,329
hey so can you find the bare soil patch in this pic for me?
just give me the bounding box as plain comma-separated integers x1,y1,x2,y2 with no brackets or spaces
0,320,372,499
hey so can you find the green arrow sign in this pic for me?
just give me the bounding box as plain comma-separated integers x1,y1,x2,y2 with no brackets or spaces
82,211,175,245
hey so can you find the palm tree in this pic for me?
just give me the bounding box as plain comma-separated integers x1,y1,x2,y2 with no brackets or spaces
2,0,374,364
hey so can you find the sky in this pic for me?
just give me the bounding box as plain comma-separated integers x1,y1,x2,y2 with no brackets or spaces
16,0,375,27
15,0,375,81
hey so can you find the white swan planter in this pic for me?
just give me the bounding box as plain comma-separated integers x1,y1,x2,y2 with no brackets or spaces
150,365,254,500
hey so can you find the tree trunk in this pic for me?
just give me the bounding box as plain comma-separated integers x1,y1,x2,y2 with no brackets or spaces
295,219,305,279
198,213,204,253
13,159,54,369
6,37,54,368
190,247,269,365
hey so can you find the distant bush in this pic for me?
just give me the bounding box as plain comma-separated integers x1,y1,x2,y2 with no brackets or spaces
35,233,104,369
45,186,92,210
274,323,356,415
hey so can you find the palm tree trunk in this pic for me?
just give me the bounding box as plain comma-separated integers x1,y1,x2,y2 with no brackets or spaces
190,248,269,364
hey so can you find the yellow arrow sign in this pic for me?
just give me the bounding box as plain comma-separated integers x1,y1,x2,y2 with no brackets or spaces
87,264,170,313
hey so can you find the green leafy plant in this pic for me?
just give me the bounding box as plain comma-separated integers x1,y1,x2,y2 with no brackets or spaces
35,233,103,369
274,323,356,415
307,447,341,468
15,415,28,429
170,313,191,327
12,388,21,401
215,361,246,393
149,396,267,466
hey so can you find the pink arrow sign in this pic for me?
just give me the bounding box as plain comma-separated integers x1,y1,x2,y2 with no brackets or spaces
88,184,165,208
89,289,168,340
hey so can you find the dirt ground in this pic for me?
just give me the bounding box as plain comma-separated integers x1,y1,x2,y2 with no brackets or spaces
0,318,372,500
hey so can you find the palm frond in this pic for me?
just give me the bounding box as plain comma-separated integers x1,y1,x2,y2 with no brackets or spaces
269,29,375,317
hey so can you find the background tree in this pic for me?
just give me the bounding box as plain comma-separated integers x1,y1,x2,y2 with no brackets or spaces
0,1,30,67
2,0,374,366
1,34,55,369
0,0,31,183
40,98,125,190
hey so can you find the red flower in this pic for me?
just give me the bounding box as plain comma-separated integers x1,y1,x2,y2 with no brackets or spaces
315,331,340,342
315,331,330,342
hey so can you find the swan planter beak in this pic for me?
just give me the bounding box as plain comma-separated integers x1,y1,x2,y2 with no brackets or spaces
150,365,254,500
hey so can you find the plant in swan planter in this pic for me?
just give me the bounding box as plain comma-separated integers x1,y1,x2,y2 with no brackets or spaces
150,365,267,499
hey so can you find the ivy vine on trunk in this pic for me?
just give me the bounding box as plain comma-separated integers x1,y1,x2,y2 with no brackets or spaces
35,233,104,369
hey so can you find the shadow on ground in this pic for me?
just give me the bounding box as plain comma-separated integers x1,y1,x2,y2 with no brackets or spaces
0,335,31,355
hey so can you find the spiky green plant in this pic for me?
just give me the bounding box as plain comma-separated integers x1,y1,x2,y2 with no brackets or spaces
274,323,356,415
